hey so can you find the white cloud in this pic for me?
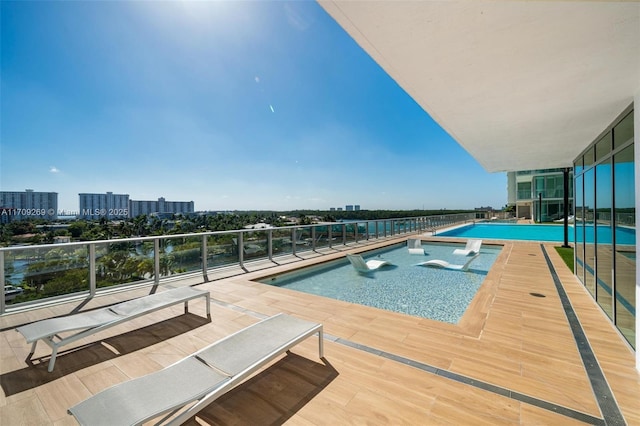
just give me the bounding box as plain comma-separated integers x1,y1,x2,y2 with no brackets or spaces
49,166,60,173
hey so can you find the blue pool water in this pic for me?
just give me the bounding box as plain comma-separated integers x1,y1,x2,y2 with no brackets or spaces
438,223,565,241
259,242,501,324
438,223,635,245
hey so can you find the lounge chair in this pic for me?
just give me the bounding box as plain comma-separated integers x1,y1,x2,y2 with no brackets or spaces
452,239,482,256
68,313,323,426
407,238,425,255
346,253,392,273
16,286,210,372
416,253,479,271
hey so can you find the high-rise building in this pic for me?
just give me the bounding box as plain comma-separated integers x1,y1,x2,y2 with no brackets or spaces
0,189,58,222
345,205,354,211
129,197,194,217
79,192,130,220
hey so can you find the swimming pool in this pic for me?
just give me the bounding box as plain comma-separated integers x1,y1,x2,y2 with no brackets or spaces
438,223,565,241
438,222,636,244
259,242,501,324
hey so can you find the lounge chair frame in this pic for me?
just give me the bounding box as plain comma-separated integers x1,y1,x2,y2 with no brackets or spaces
16,286,211,372
346,253,392,273
452,239,482,256
67,313,324,426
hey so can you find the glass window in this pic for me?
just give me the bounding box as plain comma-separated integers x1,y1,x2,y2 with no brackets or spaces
595,132,612,162
614,111,634,150
595,159,613,319
584,168,595,296
584,146,595,168
575,174,585,285
575,157,584,176
613,144,635,348
517,182,531,200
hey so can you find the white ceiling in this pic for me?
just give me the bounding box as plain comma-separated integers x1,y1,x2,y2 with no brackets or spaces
318,1,640,173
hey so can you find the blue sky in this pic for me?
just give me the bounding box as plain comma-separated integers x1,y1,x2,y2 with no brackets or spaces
1,1,506,213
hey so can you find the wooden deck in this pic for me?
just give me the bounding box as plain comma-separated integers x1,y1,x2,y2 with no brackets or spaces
1,238,638,425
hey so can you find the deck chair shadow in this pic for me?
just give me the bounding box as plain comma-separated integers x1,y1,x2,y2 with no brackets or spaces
407,238,425,255
416,253,480,271
67,313,323,426
346,254,392,273
453,239,482,256
15,287,210,372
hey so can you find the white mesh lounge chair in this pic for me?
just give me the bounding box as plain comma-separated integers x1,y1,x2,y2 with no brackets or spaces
16,286,210,372
452,239,482,256
67,313,323,426
407,238,425,255
416,253,480,271
346,253,392,273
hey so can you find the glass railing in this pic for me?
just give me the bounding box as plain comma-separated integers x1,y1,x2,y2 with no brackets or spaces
1,213,479,313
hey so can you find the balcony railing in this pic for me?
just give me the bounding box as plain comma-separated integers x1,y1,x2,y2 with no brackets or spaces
1,213,479,314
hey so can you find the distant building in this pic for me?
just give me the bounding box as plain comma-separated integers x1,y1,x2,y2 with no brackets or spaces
329,207,336,211
129,197,194,217
79,192,130,220
0,189,58,222
346,205,354,211
354,205,361,211
53,235,71,244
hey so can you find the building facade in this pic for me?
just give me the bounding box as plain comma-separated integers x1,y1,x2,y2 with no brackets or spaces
129,197,194,217
318,1,638,367
0,189,58,222
573,105,635,350
507,168,573,222
79,192,130,220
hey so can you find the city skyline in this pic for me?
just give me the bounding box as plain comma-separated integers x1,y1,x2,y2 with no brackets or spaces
1,1,507,213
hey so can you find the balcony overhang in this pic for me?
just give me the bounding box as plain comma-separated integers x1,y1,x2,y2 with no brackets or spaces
318,1,640,172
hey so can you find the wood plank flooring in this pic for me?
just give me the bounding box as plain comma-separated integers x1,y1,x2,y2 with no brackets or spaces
1,237,638,425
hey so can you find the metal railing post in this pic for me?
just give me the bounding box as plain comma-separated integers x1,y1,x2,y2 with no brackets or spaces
311,227,316,250
201,235,208,281
268,230,273,260
238,232,244,268
341,224,346,245
328,226,333,249
154,239,160,285
89,244,97,296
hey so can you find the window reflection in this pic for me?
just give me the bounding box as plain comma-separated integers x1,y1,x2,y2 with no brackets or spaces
584,168,596,297
575,173,584,285
614,144,635,348
595,159,612,319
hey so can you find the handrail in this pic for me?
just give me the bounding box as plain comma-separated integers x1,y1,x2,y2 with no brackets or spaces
1,213,481,314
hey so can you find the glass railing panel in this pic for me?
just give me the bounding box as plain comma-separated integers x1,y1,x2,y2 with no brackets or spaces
329,224,345,245
271,229,294,257
311,225,331,249
163,235,204,277
343,223,357,244
10,245,90,303
206,234,237,268
241,230,269,261
293,227,313,252
96,240,152,289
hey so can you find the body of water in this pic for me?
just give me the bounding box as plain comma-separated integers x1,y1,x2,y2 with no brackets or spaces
259,242,501,324
438,223,635,245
